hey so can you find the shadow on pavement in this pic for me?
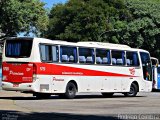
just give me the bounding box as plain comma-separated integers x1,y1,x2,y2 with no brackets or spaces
152,89,160,92
0,94,145,100
75,94,145,99
0,110,123,120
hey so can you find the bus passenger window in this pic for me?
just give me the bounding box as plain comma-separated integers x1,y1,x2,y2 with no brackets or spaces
52,46,59,62
96,57,102,64
40,45,52,62
96,49,110,65
60,46,77,63
126,52,139,66
79,48,95,64
111,50,125,65
79,56,86,63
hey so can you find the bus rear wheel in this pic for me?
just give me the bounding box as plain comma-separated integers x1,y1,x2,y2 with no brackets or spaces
124,83,138,97
101,93,114,97
59,82,77,99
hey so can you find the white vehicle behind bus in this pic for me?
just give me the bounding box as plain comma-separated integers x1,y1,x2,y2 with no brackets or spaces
2,37,153,99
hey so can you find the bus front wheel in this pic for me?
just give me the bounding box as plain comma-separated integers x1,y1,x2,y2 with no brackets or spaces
124,83,138,97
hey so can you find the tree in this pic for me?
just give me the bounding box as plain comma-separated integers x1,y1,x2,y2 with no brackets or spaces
0,0,49,38
127,0,160,59
46,0,130,42
112,0,160,58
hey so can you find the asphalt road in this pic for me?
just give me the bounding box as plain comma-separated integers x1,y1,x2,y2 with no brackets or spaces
0,89,160,120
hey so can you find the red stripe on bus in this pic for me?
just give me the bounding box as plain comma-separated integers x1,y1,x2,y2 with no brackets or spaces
35,63,137,77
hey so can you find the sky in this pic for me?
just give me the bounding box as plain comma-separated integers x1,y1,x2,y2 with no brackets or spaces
41,0,67,8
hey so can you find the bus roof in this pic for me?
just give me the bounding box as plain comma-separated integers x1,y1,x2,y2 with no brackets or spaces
77,42,131,49
6,37,149,53
38,38,148,52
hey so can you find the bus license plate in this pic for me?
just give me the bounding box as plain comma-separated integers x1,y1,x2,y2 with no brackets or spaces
13,84,19,87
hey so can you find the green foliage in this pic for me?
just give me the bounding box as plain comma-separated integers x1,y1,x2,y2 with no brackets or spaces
121,0,160,59
47,0,129,42
0,0,49,37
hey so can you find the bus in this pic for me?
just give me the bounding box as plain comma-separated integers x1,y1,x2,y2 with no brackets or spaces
1,37,153,99
152,65,160,91
0,63,2,87
151,57,160,91
0,45,2,87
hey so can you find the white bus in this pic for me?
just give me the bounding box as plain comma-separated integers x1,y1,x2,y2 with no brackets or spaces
151,57,160,91
2,37,153,98
152,65,160,91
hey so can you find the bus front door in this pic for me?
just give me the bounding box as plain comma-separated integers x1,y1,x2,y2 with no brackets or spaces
140,52,152,91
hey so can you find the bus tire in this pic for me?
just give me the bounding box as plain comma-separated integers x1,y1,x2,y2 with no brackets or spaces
101,93,114,97
63,82,77,99
124,83,138,97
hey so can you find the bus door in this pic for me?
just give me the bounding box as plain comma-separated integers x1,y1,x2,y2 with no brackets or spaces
140,52,152,81
140,52,152,90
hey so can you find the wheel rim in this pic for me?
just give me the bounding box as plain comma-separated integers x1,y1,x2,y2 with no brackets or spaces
129,86,135,95
68,85,75,95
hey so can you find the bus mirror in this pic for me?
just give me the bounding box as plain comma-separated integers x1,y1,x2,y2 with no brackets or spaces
151,57,159,66
146,60,151,64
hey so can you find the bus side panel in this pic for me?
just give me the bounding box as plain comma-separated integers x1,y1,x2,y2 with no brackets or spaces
158,74,160,89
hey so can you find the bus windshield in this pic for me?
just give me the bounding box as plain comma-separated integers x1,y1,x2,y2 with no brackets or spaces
5,39,33,58
140,52,152,81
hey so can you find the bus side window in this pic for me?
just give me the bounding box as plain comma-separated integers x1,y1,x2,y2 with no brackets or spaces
40,45,52,62
52,46,59,62
96,49,110,65
79,47,95,64
126,52,139,66
60,46,77,63
111,50,125,65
